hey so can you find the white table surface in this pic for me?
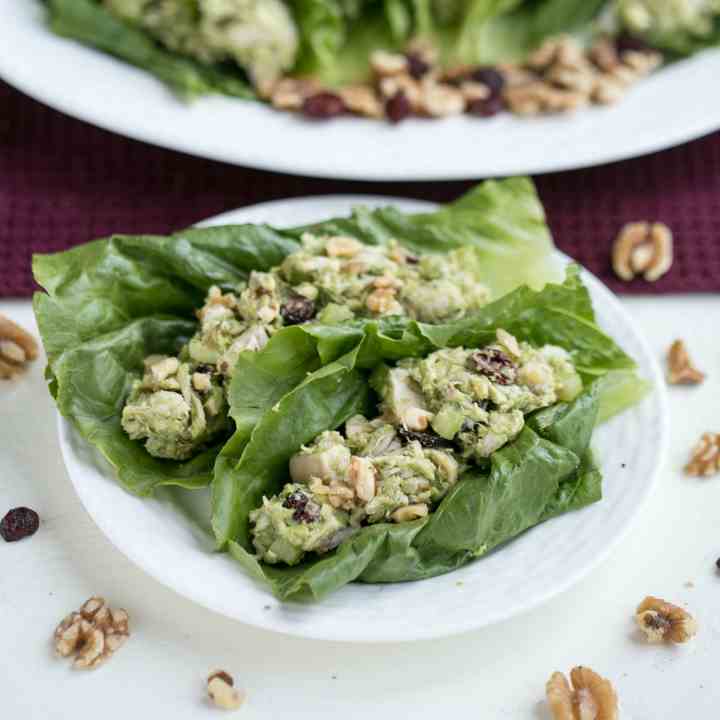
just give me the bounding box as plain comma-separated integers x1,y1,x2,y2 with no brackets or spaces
2,295,718,719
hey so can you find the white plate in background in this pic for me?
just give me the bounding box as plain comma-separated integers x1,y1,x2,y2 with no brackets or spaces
57,196,668,642
2,0,719,180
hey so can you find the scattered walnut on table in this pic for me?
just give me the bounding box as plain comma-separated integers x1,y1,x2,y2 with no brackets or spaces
612,221,673,282
54,596,130,669
635,596,698,643
207,670,246,711
546,666,618,720
0,314,39,380
685,432,720,477
667,340,705,385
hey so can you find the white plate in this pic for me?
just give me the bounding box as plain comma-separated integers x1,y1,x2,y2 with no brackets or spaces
3,1,720,180
57,195,668,642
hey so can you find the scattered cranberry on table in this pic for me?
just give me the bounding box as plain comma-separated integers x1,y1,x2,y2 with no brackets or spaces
0,506,40,542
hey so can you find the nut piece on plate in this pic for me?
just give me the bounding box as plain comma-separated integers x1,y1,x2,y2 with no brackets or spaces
0,314,39,380
338,85,384,119
546,666,618,720
612,221,673,282
54,596,130,669
667,340,705,385
207,670,246,711
685,432,720,477
370,50,409,77
635,596,698,643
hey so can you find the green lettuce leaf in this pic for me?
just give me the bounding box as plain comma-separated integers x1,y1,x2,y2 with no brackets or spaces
47,0,255,99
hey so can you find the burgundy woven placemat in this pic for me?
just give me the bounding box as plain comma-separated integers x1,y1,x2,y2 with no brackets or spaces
1,79,719,298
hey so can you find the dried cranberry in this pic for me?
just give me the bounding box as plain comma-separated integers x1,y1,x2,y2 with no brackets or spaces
280,295,316,325
302,92,346,120
0,507,39,542
615,33,653,54
406,52,430,80
283,491,309,511
467,348,517,385
282,491,319,523
385,91,412,124
398,426,453,449
470,67,505,96
293,502,321,524
467,95,505,118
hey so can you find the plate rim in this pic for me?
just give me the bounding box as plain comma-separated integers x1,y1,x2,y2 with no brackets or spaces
56,194,669,642
2,0,719,180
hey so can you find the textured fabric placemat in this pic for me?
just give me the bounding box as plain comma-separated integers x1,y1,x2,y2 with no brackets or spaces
1,79,719,297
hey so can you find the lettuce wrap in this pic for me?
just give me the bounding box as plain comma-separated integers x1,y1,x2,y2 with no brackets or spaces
33,177,558,495
217,265,649,599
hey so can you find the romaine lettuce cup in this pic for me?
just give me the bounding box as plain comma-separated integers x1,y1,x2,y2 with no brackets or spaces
32,178,558,496
217,266,650,600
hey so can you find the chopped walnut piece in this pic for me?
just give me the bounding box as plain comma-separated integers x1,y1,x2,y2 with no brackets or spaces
685,433,720,477
667,340,705,385
325,236,363,258
339,84,383,119
207,670,246,711
612,221,673,282
0,314,39,380
459,81,491,103
592,77,626,105
370,50,409,77
270,77,322,111
635,596,698,643
366,287,403,315
379,75,422,111
589,37,621,72
418,79,466,117
546,666,618,720
53,596,130,670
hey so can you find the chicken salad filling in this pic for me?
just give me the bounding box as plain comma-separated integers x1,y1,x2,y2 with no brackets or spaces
249,328,583,566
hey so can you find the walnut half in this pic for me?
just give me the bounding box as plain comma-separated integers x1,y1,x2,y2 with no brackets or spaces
685,433,720,477
667,340,705,385
635,596,698,643
612,221,673,282
207,670,246,711
546,666,618,720
0,314,39,379
54,596,130,669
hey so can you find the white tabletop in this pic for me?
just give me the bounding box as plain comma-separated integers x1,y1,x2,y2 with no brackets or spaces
2,295,717,719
